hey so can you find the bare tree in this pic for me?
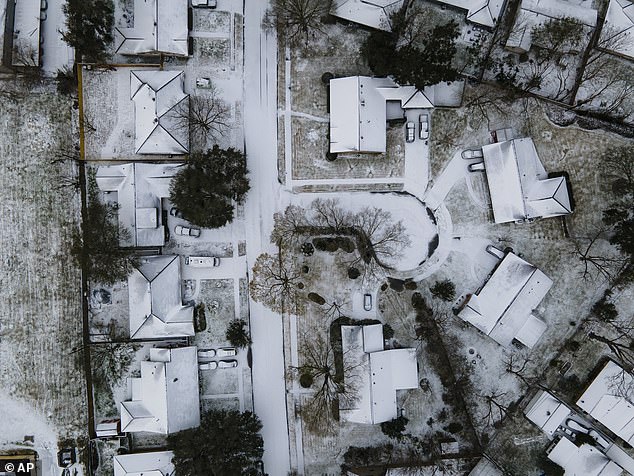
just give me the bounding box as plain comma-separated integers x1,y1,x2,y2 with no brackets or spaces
91,342,139,387
264,0,332,46
250,251,304,314
502,353,538,386
479,391,512,427
174,89,231,147
573,230,627,281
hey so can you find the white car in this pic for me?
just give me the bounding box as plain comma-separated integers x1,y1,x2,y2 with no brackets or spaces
419,114,429,140
405,121,415,143
174,225,201,238
186,256,220,267
197,349,216,359
199,362,218,371
218,360,238,369
468,161,485,172
461,149,484,159
217,347,237,357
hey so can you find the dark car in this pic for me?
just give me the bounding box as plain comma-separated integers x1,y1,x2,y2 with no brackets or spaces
57,448,76,468
169,207,184,218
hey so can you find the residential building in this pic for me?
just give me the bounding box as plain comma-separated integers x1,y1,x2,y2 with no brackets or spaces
577,360,634,445
128,255,194,340
433,1,506,29
120,346,200,434
480,137,573,224
339,324,418,424
330,0,405,31
131,70,189,155
524,390,571,437
113,451,175,476
598,0,634,61
96,162,182,247
458,251,552,348
468,456,505,475
329,76,463,154
506,0,598,53
547,437,624,476
114,0,188,56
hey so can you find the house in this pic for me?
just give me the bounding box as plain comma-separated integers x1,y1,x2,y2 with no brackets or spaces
468,456,505,475
524,390,572,437
506,0,598,53
339,324,418,424
458,251,552,348
131,70,189,155
128,255,194,340
598,0,634,61
113,451,175,476
433,1,506,29
329,76,463,154
120,346,200,434
547,437,625,476
114,0,188,56
577,360,634,445
96,162,182,247
330,0,404,31
480,137,573,224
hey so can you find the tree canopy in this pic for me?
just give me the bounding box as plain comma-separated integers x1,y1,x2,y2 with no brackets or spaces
169,146,250,228
168,410,263,476
601,146,634,258
62,0,114,62
226,319,252,348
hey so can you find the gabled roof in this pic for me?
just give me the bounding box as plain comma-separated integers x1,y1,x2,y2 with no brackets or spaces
524,390,571,437
121,346,200,434
548,438,623,476
577,361,634,445
458,252,552,347
131,70,189,155
330,0,404,31
599,0,634,60
113,451,175,476
128,255,194,340
435,0,505,28
114,0,188,56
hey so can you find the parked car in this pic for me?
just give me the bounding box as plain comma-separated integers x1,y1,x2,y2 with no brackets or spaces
419,114,429,140
192,0,216,7
174,225,201,237
461,148,484,159
57,448,76,468
199,362,218,371
468,161,485,172
196,77,212,88
217,347,237,357
485,245,505,259
186,256,220,267
363,293,372,311
405,121,415,143
218,360,238,369
169,207,184,218
197,349,216,359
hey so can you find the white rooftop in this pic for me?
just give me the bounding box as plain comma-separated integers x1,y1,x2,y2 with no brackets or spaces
599,0,634,60
468,456,504,476
548,438,623,476
339,324,418,424
481,137,572,224
12,0,41,66
458,252,552,347
524,390,571,437
434,0,505,28
114,0,188,56
577,360,634,445
113,451,175,476
128,255,194,340
330,0,404,31
96,162,182,247
121,346,200,434
131,70,189,155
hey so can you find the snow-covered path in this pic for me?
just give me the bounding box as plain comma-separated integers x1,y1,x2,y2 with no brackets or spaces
243,1,291,474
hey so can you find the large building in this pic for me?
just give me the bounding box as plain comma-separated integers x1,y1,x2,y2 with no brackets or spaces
96,162,182,247
480,137,572,224
433,0,506,28
131,70,190,155
114,0,188,56
598,0,634,61
330,0,405,31
120,346,200,434
458,251,552,348
113,451,175,476
339,324,418,424
128,255,194,340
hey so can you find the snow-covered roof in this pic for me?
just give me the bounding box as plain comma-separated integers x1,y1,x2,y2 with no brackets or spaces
330,0,404,31
96,162,182,247
11,0,41,66
524,390,571,437
131,70,189,155
458,252,552,347
481,137,572,224
339,325,418,424
113,451,175,476
121,346,200,434
128,255,194,340
114,0,188,56
576,361,634,445
468,456,504,476
547,438,623,476
434,0,505,28
598,0,634,60
329,76,463,153
506,0,598,52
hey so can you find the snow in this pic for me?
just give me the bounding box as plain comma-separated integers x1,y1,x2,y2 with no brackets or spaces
435,0,505,28
40,0,75,75
12,0,41,66
330,0,404,31
548,438,623,476
599,0,634,60
524,390,571,437
113,451,175,476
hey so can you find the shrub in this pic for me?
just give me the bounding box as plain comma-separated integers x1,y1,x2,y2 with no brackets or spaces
380,416,409,440
307,292,326,305
591,295,618,322
383,324,395,340
430,279,456,302
299,372,314,388
225,319,251,348
194,303,207,332
347,267,360,279
445,422,463,434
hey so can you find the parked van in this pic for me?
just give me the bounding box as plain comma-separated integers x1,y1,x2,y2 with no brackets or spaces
186,256,220,267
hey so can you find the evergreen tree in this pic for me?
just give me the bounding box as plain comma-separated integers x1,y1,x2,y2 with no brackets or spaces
62,0,114,62
226,319,252,348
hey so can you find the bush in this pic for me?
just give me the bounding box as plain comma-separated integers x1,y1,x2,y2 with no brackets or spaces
380,416,409,440
430,279,456,302
194,303,207,332
347,267,360,279
444,422,463,434
404,281,418,290
313,236,355,253
62,0,114,62
225,319,251,348
591,295,618,322
299,372,314,388
383,324,395,340
307,292,326,305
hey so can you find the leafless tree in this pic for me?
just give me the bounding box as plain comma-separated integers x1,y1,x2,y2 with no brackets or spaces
249,250,304,314
91,342,139,387
479,391,512,427
573,230,627,281
502,353,538,386
174,89,231,147
589,331,634,368
463,85,515,128
264,0,332,46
